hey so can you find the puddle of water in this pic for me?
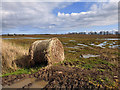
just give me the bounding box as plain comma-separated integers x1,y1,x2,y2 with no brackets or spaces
69,40,76,42
3,78,36,88
2,37,48,40
109,45,120,49
98,38,120,40
80,54,100,58
77,43,88,47
109,43,113,45
90,41,107,48
3,77,48,88
90,41,119,49
30,80,48,88
68,50,76,53
113,42,116,44
95,44,106,48
90,44,95,46
63,43,68,45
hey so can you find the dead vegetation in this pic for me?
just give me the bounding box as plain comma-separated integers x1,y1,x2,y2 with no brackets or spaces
2,40,28,73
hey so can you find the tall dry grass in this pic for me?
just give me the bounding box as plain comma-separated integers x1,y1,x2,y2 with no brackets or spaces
2,40,28,74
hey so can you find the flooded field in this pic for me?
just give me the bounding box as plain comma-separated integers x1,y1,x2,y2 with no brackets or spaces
1,34,120,89
80,54,100,58
2,37,48,40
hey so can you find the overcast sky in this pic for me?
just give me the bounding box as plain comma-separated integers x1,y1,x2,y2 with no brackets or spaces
2,0,119,34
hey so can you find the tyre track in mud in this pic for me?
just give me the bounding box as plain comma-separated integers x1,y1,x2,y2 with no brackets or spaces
2,65,115,89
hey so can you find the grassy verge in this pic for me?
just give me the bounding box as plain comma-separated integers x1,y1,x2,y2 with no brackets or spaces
0,64,46,77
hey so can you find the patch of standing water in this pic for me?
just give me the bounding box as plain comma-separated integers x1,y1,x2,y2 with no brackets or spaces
69,40,76,42
2,37,48,39
30,80,48,88
95,41,107,48
90,41,119,49
80,54,100,58
3,78,35,88
63,43,68,45
67,46,79,49
3,78,48,88
109,45,120,49
90,43,94,45
97,38,120,40
68,50,76,53
77,43,88,47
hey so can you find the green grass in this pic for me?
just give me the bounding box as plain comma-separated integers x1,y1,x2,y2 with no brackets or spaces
1,64,46,77
0,69,31,77
63,57,115,70
97,69,105,72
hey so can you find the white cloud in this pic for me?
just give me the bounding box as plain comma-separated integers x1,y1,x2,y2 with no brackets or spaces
2,2,59,29
2,0,120,2
2,2,118,33
58,11,96,16
56,2,118,28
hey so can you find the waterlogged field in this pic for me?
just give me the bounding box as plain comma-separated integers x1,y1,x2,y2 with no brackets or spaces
1,34,120,88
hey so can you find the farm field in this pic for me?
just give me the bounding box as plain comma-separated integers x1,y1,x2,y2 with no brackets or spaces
1,34,120,89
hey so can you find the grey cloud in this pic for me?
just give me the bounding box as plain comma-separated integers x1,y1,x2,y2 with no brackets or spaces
2,2,118,32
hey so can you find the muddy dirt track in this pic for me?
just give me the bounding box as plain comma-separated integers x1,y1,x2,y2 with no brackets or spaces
2,65,118,89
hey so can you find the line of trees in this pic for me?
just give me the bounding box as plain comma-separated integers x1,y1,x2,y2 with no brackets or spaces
2,31,120,36
68,31,120,35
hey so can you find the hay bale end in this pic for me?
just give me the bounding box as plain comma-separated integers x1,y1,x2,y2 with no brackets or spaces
28,37,64,66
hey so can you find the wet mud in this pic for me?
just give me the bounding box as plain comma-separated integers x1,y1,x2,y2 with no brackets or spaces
2,65,117,89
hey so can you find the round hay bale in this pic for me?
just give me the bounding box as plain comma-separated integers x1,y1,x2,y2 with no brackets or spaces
28,37,64,66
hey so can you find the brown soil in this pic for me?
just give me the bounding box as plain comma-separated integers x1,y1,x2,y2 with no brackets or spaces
2,65,118,89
